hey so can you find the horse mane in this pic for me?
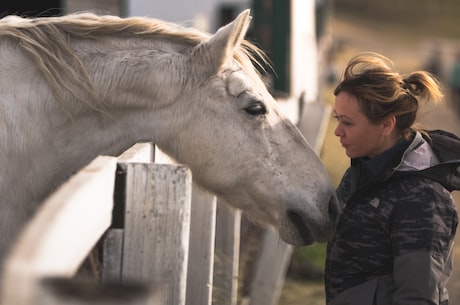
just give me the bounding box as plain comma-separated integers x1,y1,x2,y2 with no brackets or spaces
0,13,268,112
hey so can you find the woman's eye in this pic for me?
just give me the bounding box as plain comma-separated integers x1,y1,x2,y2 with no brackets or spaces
244,102,267,116
333,115,352,126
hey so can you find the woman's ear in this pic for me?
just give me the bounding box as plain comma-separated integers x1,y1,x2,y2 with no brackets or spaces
381,116,397,136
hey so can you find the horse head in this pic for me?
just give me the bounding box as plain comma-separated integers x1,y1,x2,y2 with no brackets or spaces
158,10,339,245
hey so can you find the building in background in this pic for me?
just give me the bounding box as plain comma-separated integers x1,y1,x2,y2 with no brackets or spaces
0,0,62,17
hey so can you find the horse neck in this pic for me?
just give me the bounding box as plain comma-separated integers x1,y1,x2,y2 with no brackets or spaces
1,37,191,207
72,35,194,146
74,35,193,144
75,35,188,106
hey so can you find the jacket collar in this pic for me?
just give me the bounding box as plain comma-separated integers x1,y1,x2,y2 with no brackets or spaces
349,138,409,192
395,131,440,172
350,130,460,192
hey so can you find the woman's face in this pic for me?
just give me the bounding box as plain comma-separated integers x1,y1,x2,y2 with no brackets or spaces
334,91,392,158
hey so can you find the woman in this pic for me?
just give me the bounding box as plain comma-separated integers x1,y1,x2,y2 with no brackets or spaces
326,52,460,305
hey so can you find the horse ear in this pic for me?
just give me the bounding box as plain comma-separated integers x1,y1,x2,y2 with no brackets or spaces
191,9,252,78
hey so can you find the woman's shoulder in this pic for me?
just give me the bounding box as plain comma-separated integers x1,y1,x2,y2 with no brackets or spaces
387,175,454,210
394,174,448,193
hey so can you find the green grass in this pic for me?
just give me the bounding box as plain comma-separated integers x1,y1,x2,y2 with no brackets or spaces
290,243,327,276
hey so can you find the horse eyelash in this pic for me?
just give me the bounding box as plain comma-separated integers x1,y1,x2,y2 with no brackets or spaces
243,101,267,116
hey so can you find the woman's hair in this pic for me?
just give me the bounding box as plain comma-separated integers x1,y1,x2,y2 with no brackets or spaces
334,52,443,139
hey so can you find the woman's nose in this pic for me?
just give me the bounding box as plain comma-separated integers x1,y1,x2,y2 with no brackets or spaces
334,124,342,137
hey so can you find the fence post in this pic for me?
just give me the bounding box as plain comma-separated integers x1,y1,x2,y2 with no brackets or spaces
185,185,216,305
212,203,241,305
102,142,154,283
247,229,293,305
154,146,218,305
121,163,192,305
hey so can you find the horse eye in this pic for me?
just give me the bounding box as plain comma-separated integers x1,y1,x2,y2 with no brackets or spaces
244,102,267,116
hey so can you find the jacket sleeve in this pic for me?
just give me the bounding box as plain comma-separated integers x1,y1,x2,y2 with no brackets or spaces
393,248,453,305
390,179,457,305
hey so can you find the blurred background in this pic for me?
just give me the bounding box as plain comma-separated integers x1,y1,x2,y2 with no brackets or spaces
1,0,459,304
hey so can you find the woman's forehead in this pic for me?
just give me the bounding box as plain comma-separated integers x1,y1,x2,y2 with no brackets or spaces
335,92,359,112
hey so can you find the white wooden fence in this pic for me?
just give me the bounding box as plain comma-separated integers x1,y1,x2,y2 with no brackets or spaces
1,143,217,305
0,142,244,305
0,99,330,305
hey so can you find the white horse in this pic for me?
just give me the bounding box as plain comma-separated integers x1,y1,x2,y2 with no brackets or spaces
0,10,339,263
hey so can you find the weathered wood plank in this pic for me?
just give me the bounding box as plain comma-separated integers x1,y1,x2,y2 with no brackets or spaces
101,229,124,283
101,142,154,283
247,229,293,305
212,203,241,305
117,142,154,164
154,145,175,164
1,156,117,305
154,146,218,305
186,185,216,305
121,163,192,305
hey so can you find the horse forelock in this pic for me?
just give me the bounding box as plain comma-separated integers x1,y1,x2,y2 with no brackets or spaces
0,12,269,111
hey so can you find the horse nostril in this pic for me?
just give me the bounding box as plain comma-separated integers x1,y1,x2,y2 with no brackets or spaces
286,209,314,244
287,209,302,223
286,209,309,232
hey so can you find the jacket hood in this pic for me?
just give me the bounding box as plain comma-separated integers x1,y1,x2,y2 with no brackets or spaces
396,130,460,192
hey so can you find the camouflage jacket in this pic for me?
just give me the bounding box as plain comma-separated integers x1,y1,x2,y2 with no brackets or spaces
325,130,460,305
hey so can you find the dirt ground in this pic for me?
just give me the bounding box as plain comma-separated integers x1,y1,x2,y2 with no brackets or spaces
279,16,460,305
